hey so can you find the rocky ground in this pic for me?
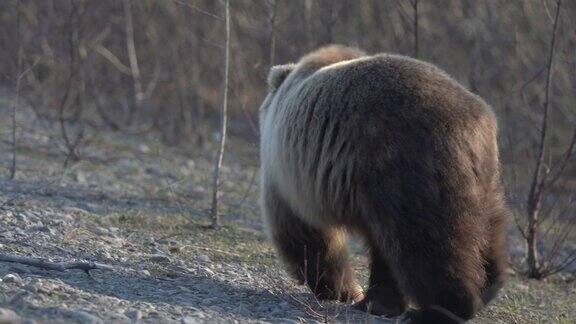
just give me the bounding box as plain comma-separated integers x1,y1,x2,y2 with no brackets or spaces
0,100,575,323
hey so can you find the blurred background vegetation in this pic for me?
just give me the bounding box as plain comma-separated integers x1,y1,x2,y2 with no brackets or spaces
0,0,575,275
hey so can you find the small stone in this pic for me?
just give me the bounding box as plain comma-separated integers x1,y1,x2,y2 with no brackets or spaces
0,308,20,322
14,213,28,222
124,309,142,321
199,267,215,277
61,206,90,215
187,310,206,319
147,311,160,318
72,310,103,324
96,250,112,260
197,255,210,263
166,271,180,279
234,305,249,316
515,283,529,291
148,254,171,264
75,172,87,184
141,270,151,276
24,284,38,293
181,316,201,324
2,273,22,284
138,143,151,153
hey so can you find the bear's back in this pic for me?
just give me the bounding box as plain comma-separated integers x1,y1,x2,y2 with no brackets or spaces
262,52,498,228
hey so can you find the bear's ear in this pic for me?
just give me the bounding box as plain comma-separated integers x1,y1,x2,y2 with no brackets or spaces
267,64,295,91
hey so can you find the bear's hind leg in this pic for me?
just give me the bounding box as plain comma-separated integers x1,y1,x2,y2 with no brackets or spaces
354,247,407,317
393,226,486,323
481,208,508,305
263,189,363,302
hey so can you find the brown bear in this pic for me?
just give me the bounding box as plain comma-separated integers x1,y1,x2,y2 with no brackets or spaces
259,45,508,323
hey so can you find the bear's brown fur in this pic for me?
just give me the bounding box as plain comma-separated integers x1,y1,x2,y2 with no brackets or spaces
259,45,508,323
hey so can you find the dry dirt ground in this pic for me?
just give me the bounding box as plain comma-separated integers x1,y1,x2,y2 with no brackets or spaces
0,101,575,323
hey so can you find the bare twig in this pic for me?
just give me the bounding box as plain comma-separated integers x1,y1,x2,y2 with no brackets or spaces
94,45,133,75
170,0,223,21
234,167,259,212
210,0,231,229
10,0,22,180
59,0,86,166
524,0,563,279
410,0,419,58
124,0,144,125
0,253,114,274
267,0,278,67
546,128,576,188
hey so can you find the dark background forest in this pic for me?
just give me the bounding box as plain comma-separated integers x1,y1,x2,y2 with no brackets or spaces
2,1,576,188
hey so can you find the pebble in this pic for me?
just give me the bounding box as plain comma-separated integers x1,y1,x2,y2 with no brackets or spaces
75,172,87,184
181,316,201,324
0,308,20,322
197,255,210,263
139,143,151,154
61,206,90,215
515,283,529,291
187,310,206,320
72,310,104,324
2,273,22,284
24,284,38,294
140,270,151,276
199,267,215,277
14,228,26,236
96,250,112,260
234,305,249,316
124,309,142,321
14,213,28,222
148,254,171,264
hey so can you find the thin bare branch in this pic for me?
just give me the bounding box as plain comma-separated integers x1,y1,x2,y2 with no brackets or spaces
546,250,576,275
170,0,223,21
524,0,562,279
233,167,259,212
0,253,114,274
267,0,278,67
411,0,419,58
528,0,561,203
547,128,576,188
124,0,144,124
94,45,133,75
210,0,231,228
512,212,528,239
9,0,22,180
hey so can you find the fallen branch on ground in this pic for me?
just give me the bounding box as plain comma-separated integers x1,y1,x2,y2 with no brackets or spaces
0,253,114,275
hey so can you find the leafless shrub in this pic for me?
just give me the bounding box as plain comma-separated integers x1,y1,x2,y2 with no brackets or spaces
515,0,576,279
